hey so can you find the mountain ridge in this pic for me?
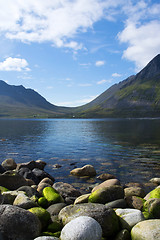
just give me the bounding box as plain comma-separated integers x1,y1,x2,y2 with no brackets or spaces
0,54,160,118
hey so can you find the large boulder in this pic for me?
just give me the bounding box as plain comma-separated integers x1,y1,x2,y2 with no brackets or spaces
0,171,28,190
29,207,50,229
144,187,160,200
58,203,120,238
143,198,160,219
70,165,96,177
131,220,160,240
60,216,102,240
92,179,120,192
1,158,17,171
18,167,39,184
32,168,55,183
88,185,124,204
13,192,38,209
0,204,41,240
17,160,46,171
115,208,145,231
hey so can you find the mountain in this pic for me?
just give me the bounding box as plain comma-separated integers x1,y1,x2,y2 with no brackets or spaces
0,80,68,118
73,54,160,118
1,54,160,118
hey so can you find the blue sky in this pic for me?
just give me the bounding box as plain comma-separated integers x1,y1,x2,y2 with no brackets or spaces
0,0,160,107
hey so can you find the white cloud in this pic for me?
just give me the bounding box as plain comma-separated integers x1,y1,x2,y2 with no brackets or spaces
112,73,121,77
95,60,105,67
118,1,160,71
97,79,107,85
0,57,30,71
0,0,122,50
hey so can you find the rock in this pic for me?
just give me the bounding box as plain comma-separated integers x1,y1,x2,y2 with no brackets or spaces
124,182,143,188
13,193,38,209
35,160,47,170
88,185,124,204
0,204,41,240
2,190,25,204
74,194,90,204
18,167,39,184
53,164,62,169
60,216,102,240
105,199,127,209
97,173,116,181
29,207,51,229
144,187,160,200
143,198,160,219
115,208,145,231
125,196,144,210
114,229,131,240
34,237,59,240
1,158,17,171
0,164,5,174
58,203,120,238
92,179,120,192
53,182,81,199
37,183,52,195
38,197,49,208
70,164,96,177
17,160,46,171
142,182,158,194
39,177,54,186
32,168,55,183
124,187,146,198
47,203,66,217
0,186,9,193
17,185,39,197
0,171,28,190
149,177,160,185
43,187,64,204
47,220,62,233
131,219,160,240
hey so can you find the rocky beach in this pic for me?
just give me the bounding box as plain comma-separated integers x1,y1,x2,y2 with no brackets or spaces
0,158,160,240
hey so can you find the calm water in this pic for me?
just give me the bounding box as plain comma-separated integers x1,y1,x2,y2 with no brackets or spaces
0,118,160,190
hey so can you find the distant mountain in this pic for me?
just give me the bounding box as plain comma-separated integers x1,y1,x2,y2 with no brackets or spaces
73,54,160,118
0,80,68,118
1,54,160,118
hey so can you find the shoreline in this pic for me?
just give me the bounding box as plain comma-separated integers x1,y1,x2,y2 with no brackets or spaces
0,158,160,240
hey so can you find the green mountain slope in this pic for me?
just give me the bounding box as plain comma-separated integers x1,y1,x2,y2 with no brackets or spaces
73,54,160,118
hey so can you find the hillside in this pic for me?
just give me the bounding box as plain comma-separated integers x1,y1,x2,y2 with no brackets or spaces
0,81,68,118
0,54,160,118
73,54,160,118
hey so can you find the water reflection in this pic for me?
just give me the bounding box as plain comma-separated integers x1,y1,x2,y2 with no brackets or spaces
0,118,160,186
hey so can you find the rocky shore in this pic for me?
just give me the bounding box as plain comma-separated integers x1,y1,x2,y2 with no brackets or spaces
0,158,160,240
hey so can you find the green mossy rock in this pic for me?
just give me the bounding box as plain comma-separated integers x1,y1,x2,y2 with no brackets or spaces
47,221,62,233
148,187,160,199
38,197,49,208
29,207,50,228
143,198,160,219
88,185,124,204
43,187,63,204
0,186,9,193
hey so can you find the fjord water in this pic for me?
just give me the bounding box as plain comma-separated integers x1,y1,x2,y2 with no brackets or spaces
0,118,160,189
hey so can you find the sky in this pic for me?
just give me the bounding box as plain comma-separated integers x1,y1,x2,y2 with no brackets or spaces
0,0,160,107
